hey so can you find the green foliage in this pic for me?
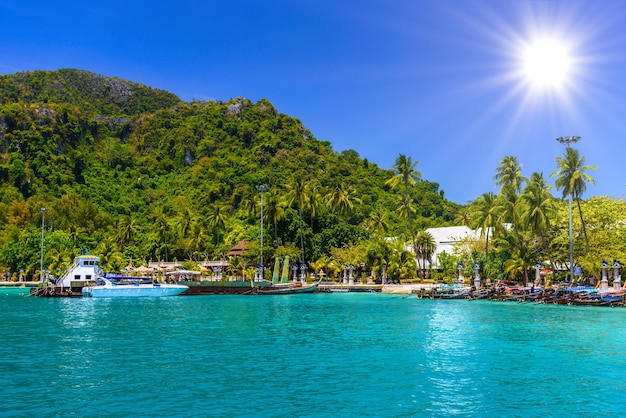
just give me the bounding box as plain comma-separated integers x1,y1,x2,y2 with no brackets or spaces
0,69,460,278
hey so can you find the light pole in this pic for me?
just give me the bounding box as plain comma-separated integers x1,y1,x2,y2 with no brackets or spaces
39,208,48,282
556,136,580,282
256,185,267,279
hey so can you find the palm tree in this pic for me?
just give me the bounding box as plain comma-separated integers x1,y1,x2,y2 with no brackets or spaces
207,204,229,246
395,194,414,235
494,156,525,247
494,155,525,198
285,176,307,263
551,147,597,253
304,183,323,227
472,192,500,256
364,206,389,235
520,172,556,273
117,216,139,250
386,154,421,264
520,172,553,235
97,236,124,272
177,207,193,240
152,213,172,262
503,244,536,286
326,183,360,220
264,191,285,243
414,230,436,279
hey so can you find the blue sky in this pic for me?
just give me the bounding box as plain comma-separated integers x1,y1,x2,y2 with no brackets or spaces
2,0,626,205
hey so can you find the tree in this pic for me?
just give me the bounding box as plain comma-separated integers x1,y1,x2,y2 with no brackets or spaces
285,176,307,263
386,154,421,269
152,212,172,262
117,216,139,250
207,204,229,247
363,206,389,235
414,230,436,280
471,192,500,256
520,172,553,234
264,190,285,244
494,155,525,198
551,147,597,253
326,183,360,220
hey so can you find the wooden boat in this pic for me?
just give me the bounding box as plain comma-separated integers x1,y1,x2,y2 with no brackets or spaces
468,288,491,300
568,289,625,307
417,285,471,299
164,269,273,295
248,280,321,295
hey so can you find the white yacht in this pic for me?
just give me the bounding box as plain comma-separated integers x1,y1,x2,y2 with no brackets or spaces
82,277,188,298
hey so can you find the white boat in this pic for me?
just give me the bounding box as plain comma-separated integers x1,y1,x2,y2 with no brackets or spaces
31,255,102,297
82,277,188,298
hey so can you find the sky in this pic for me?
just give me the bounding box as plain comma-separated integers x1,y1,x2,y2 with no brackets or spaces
2,0,626,204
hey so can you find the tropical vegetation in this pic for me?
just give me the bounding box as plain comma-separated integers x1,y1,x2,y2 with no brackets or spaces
0,69,624,284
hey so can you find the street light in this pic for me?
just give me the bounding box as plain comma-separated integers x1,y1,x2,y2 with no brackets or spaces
39,208,48,282
556,136,581,282
256,185,268,278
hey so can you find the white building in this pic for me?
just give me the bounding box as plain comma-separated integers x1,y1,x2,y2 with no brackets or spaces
423,226,480,269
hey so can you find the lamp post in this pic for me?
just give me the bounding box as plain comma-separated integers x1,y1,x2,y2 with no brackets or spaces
256,185,267,280
556,136,580,282
39,208,48,282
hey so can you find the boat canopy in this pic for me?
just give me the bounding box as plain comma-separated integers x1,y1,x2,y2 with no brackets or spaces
165,270,202,276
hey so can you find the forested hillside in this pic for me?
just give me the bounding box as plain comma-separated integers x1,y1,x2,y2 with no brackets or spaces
0,69,459,280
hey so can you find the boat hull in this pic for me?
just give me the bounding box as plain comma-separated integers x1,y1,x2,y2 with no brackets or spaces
181,281,273,295
251,281,320,295
82,284,188,298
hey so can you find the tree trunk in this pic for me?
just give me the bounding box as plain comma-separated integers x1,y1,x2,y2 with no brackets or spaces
576,198,590,253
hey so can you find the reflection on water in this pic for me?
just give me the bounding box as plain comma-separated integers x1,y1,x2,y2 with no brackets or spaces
423,301,483,415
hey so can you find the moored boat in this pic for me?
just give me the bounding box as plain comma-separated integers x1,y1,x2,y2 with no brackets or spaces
416,285,471,299
165,269,273,295
82,277,188,298
30,255,102,297
248,280,321,295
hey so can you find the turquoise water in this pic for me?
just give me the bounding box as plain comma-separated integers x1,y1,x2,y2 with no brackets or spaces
1,293,626,417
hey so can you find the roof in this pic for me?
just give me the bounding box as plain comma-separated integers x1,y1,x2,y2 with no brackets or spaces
425,226,478,243
227,239,248,257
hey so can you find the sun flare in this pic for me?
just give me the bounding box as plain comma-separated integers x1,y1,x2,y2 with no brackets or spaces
522,39,571,87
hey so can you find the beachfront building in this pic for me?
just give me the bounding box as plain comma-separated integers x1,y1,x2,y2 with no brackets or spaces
422,226,481,269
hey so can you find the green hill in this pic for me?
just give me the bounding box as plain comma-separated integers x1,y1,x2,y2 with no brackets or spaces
0,69,459,279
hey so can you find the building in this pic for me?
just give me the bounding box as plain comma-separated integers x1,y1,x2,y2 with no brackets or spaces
424,226,480,269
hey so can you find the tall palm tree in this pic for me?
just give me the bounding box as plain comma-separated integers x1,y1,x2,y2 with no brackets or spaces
494,155,525,198
520,172,555,272
264,191,285,244
152,213,172,262
386,154,421,262
494,156,525,247
520,172,553,235
285,176,307,263
551,147,597,253
304,183,323,227
472,192,500,256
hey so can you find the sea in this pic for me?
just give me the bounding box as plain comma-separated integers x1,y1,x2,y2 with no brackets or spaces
1,292,625,417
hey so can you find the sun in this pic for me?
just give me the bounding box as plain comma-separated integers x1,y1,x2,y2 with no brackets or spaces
522,39,571,87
